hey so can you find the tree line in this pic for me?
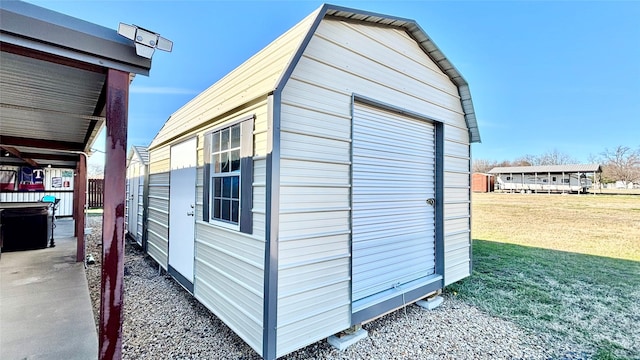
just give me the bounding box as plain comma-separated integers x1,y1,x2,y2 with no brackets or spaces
473,145,640,185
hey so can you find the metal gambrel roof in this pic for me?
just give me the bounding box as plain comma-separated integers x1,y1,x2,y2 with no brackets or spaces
129,145,149,165
150,3,480,149
488,164,602,174
322,5,481,143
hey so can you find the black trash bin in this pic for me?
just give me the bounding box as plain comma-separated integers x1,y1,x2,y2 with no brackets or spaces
0,205,50,251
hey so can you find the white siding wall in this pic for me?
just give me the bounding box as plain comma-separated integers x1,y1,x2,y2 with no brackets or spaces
126,155,145,245
276,19,471,356
147,170,169,269
190,104,269,356
443,126,471,285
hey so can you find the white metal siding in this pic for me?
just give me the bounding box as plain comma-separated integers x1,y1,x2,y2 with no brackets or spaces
146,171,169,269
149,146,170,174
0,191,74,216
443,126,471,285
126,155,145,245
194,223,265,355
276,105,352,356
137,167,145,242
0,167,75,216
351,102,436,311
188,106,268,356
276,18,472,355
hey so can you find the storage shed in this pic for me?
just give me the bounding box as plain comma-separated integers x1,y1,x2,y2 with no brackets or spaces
145,4,480,359
471,172,494,193
125,146,149,247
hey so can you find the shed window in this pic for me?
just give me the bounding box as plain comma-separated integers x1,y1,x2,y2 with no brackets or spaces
563,179,570,184
203,116,254,233
552,176,557,182
506,176,512,181
212,125,241,224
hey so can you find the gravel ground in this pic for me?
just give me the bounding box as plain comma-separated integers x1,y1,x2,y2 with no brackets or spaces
84,216,553,359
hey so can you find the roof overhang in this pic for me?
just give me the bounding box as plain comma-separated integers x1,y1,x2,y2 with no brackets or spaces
0,0,151,169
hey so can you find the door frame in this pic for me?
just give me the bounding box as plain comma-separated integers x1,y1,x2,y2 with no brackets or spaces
168,136,198,294
349,94,445,325
127,163,140,244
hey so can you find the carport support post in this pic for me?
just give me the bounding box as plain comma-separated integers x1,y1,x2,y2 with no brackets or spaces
75,153,87,262
99,68,129,360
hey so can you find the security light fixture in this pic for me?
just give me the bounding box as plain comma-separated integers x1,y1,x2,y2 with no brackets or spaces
118,23,173,59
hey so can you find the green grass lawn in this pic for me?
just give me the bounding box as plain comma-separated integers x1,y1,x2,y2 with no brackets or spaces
86,208,103,216
447,193,640,359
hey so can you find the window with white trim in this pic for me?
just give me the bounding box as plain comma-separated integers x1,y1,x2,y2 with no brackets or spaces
203,116,254,233
211,124,241,224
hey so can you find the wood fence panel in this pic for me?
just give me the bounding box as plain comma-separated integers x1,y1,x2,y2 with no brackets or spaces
88,178,104,208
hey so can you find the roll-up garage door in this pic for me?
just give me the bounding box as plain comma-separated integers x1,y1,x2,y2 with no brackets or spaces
351,102,436,314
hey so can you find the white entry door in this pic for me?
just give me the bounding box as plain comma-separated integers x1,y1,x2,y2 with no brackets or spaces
127,164,140,243
169,137,197,290
351,102,436,314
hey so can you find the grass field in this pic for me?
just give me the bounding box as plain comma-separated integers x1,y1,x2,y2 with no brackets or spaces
447,193,640,359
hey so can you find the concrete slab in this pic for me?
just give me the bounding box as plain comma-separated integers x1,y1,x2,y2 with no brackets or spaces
0,218,98,360
327,328,368,351
416,295,444,310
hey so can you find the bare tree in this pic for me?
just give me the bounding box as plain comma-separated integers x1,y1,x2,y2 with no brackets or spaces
600,145,640,185
519,149,576,166
539,149,577,165
472,158,497,173
87,163,104,178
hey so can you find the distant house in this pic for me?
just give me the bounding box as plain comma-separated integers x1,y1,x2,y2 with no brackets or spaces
488,164,602,193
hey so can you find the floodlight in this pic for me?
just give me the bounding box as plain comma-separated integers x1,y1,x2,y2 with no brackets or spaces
118,23,173,59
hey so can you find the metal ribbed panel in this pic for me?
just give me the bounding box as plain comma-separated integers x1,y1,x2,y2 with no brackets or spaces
351,102,436,308
126,149,146,246
194,222,265,355
0,51,104,144
146,172,169,269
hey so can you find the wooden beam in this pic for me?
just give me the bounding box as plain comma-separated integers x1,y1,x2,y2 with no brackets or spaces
1,42,106,74
0,146,39,167
21,152,80,162
0,135,84,151
99,68,128,360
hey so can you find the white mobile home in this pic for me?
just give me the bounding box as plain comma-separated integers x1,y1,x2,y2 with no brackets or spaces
489,164,602,193
145,4,480,359
125,146,149,247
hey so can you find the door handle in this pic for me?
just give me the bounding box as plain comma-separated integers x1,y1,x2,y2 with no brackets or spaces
426,198,435,206
187,211,195,216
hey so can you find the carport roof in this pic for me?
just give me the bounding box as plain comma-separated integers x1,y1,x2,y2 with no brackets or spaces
0,0,151,169
488,164,602,174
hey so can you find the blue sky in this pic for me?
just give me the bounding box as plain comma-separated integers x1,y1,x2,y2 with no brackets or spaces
28,1,640,166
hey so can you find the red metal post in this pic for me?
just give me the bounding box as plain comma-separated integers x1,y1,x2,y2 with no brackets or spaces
73,171,79,236
99,68,129,360
76,154,87,262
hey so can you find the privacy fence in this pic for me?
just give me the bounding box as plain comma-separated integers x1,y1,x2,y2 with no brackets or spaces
88,178,104,208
